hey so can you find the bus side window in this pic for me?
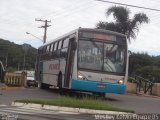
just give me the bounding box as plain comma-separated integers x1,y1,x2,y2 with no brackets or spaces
55,41,61,58
47,45,50,53
61,48,68,58
50,43,54,56
63,38,69,48
49,44,52,53
45,45,49,59
54,42,57,51
42,46,46,60
56,41,59,50
58,40,62,49
50,44,53,53
60,39,68,58
52,42,56,58
53,42,58,58
52,43,55,52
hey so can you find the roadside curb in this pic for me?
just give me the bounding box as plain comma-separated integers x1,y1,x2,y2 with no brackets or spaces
126,93,160,99
12,102,128,114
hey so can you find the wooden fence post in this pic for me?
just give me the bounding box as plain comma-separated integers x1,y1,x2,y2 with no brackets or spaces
22,71,27,87
4,72,27,87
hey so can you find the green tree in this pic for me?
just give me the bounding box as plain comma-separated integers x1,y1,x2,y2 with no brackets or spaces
0,39,37,71
128,52,160,83
96,6,149,42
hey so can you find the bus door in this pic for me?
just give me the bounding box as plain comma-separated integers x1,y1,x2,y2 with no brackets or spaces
64,38,77,88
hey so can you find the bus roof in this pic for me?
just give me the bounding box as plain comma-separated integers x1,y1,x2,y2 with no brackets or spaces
79,28,126,37
39,28,78,48
39,28,126,48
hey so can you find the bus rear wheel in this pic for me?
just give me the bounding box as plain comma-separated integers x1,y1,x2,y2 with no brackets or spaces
57,72,62,89
58,72,64,94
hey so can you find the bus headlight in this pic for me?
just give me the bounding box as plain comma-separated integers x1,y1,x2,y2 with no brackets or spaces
78,73,86,80
118,80,123,84
78,75,84,79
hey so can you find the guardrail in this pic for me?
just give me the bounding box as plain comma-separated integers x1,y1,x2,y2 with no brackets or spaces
129,75,155,95
4,72,27,87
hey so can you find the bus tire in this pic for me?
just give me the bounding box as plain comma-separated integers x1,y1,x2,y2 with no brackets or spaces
40,83,49,89
101,92,106,99
57,72,62,89
93,92,106,99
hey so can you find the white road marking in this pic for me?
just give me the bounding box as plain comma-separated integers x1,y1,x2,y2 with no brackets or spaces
0,104,7,106
58,111,80,114
0,106,80,115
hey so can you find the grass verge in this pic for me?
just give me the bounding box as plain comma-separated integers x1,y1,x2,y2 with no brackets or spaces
15,96,134,113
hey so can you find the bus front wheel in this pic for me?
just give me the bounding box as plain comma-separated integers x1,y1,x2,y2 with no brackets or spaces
93,92,106,99
58,72,64,95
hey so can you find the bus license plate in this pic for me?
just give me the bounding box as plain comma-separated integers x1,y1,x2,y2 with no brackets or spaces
96,84,106,88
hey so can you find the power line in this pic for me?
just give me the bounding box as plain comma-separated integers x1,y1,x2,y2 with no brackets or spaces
37,0,94,19
37,0,85,19
96,0,160,11
0,1,94,33
51,1,98,21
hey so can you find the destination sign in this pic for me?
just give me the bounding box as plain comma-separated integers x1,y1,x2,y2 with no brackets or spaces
80,32,116,41
79,31,126,44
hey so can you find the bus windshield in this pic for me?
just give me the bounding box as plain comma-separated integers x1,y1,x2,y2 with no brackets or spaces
78,39,126,73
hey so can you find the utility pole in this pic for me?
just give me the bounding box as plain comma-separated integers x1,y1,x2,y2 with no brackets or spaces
35,19,51,44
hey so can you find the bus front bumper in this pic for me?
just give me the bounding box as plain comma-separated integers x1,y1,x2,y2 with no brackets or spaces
71,79,126,94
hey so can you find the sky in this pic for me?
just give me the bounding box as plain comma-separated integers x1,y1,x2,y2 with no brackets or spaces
0,0,160,55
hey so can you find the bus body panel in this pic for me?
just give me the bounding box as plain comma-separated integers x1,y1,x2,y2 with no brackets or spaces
74,70,126,94
71,79,126,94
40,58,66,86
78,70,125,84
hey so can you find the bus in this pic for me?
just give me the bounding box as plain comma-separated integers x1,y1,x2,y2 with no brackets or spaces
35,28,128,95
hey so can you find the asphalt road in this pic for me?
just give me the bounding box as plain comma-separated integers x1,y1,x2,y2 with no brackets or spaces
106,93,160,114
0,87,160,114
0,87,58,105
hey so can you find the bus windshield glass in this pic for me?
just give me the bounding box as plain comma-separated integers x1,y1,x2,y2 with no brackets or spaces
78,39,126,73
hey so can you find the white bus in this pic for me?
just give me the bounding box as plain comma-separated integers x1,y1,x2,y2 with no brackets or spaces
35,28,128,95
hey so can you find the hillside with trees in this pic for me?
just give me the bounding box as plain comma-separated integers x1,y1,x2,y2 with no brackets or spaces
0,38,37,71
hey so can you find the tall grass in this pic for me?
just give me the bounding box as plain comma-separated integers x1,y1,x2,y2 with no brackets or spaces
15,96,134,113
